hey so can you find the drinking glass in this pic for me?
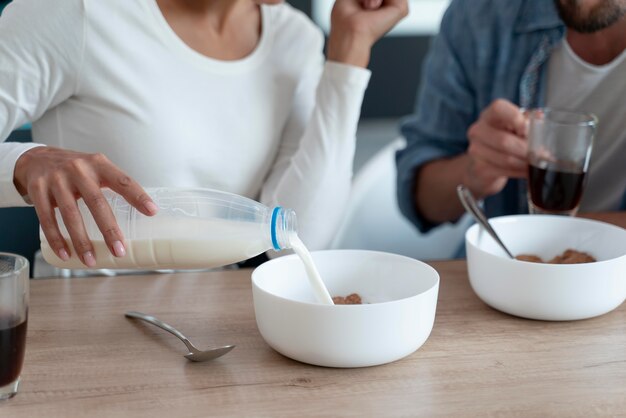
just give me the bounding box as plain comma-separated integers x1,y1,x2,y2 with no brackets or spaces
526,108,597,216
0,253,29,401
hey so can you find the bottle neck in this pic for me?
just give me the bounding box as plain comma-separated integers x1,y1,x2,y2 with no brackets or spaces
270,207,297,251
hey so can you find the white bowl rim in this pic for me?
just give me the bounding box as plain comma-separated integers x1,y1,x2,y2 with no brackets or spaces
465,214,626,267
251,249,440,308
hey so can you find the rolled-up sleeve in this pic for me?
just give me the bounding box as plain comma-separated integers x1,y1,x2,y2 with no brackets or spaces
0,142,45,206
395,0,478,233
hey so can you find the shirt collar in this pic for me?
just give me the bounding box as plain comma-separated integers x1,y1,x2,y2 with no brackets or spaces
515,0,564,33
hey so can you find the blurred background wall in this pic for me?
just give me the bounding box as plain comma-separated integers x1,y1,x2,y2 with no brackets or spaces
0,0,448,265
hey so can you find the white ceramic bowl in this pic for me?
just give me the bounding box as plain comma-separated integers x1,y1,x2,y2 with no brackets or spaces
466,215,626,321
251,250,439,368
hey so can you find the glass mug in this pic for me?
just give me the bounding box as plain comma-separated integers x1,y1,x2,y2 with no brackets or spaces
526,108,597,216
0,253,29,401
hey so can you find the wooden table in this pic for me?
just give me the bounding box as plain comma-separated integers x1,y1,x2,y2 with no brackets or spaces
5,215,626,417
581,211,626,229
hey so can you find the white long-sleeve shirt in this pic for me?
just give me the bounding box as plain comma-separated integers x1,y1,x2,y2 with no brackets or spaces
0,0,370,250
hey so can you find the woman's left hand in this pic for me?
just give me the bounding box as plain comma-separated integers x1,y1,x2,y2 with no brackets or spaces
328,0,409,67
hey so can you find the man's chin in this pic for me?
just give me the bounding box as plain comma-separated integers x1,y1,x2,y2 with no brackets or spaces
554,0,626,33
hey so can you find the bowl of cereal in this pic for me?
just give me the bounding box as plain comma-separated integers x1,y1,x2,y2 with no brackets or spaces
466,214,626,321
251,250,439,368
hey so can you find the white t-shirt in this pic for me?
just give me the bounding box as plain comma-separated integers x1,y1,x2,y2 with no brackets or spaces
0,0,371,250
545,37,626,212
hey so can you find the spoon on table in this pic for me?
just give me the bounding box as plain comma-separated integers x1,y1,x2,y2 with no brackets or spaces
125,311,235,362
456,185,515,259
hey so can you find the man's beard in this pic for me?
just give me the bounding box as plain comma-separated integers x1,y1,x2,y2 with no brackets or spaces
554,0,626,33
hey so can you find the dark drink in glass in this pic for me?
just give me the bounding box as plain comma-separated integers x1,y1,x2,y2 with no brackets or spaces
528,159,586,213
0,316,28,389
525,108,596,216
0,253,29,401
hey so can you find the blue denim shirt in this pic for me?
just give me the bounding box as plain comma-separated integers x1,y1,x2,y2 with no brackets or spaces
396,0,567,233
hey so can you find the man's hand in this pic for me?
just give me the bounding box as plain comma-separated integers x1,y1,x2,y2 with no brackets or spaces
14,147,157,267
464,99,529,199
328,0,409,67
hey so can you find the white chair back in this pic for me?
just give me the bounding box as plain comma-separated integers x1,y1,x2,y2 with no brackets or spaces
331,138,471,260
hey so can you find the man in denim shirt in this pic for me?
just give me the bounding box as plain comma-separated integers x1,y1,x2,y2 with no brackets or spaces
397,0,626,235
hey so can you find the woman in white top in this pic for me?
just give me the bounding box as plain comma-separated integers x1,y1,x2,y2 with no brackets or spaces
0,0,407,267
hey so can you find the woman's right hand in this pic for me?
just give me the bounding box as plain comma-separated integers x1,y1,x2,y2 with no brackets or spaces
13,147,158,267
328,0,409,68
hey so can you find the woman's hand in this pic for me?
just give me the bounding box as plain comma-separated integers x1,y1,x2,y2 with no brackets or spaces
328,0,409,67
13,147,158,267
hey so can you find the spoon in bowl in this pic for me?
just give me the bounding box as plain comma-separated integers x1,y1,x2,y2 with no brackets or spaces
125,311,235,362
456,185,515,259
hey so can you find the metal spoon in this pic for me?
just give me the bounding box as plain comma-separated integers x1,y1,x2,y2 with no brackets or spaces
125,311,235,362
456,185,515,259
